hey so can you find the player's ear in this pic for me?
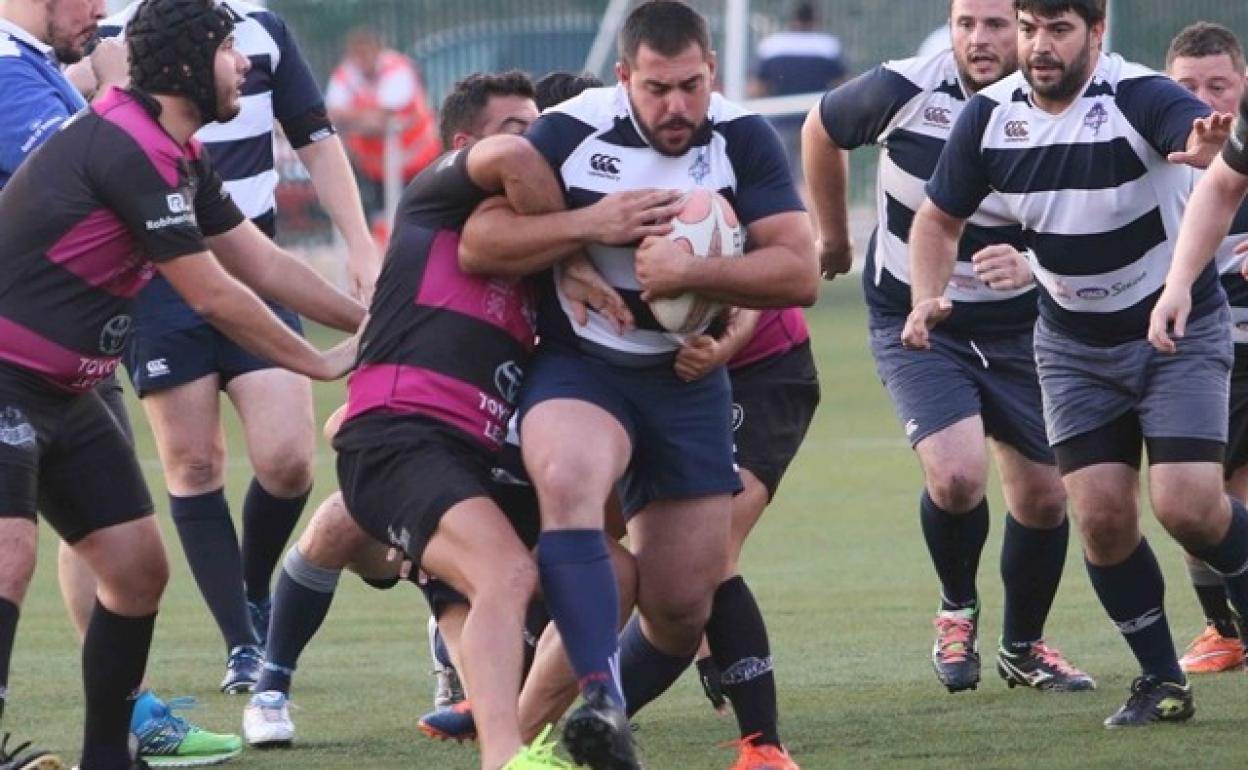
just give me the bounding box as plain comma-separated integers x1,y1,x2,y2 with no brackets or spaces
616,59,630,86
705,49,718,82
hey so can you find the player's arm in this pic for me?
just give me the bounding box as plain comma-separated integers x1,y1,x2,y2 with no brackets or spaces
156,252,356,381
204,220,365,333
1117,74,1232,169
674,307,761,382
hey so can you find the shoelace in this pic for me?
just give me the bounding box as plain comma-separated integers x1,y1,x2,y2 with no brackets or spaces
1124,675,1170,708
934,615,975,663
520,725,572,768
0,732,36,761
1031,642,1082,677
145,696,199,735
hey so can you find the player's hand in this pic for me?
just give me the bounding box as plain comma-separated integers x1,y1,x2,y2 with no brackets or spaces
1148,286,1192,354
1169,112,1235,168
560,253,634,333
674,334,728,382
313,316,366,380
636,235,695,301
971,244,1033,290
346,241,382,307
1235,237,1248,264
901,297,953,350
583,189,683,245
818,238,854,280
89,38,130,93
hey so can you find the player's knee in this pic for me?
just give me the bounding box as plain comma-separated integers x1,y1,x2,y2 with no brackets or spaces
297,507,363,570
645,591,712,642
1012,482,1067,529
253,449,315,498
534,459,611,526
1156,494,1229,551
469,553,538,607
166,452,224,492
924,468,987,513
106,552,169,611
1076,509,1138,562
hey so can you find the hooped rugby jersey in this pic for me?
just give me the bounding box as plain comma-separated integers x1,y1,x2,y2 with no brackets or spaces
337,149,536,452
1219,91,1248,344
729,308,810,370
0,88,245,393
927,53,1216,346
525,85,804,363
820,49,1034,337
101,0,331,329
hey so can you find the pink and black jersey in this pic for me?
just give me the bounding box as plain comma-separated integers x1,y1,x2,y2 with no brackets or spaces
729,308,810,371
338,149,536,451
0,88,245,393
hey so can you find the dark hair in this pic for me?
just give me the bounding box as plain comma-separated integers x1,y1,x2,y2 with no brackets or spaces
1014,0,1106,26
618,1,712,65
793,2,816,26
438,70,535,148
127,0,235,122
1167,22,1246,72
534,71,604,111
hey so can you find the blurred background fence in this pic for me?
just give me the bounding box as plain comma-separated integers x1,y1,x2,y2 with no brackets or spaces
236,0,1248,244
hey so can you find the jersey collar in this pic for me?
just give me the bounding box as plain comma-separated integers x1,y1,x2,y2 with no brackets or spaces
0,18,57,64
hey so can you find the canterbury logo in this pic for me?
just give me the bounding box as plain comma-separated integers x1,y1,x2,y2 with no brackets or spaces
1004,120,1029,140
589,153,621,175
923,106,951,126
1114,607,1163,635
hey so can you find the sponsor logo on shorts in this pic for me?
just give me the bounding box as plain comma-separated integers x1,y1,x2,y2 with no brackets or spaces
145,358,170,377
99,314,132,355
731,403,744,432
905,418,919,437
0,406,36,450
386,525,413,556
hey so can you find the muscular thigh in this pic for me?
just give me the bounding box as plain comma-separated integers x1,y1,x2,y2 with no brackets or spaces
141,374,226,493
227,367,316,484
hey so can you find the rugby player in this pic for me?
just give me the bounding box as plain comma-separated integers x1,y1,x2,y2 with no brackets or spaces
905,0,1239,726
239,71,672,770
457,2,817,765
0,0,364,766
804,0,1091,695
1160,22,1248,675
53,0,382,696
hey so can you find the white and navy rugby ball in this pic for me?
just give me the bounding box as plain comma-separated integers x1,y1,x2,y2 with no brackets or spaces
649,188,744,335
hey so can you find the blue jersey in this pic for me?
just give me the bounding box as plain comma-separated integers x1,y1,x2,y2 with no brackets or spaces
0,19,87,191
525,85,803,362
927,53,1216,346
101,0,331,331
820,50,1034,337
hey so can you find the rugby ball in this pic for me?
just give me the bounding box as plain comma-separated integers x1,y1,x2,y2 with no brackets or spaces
648,188,744,335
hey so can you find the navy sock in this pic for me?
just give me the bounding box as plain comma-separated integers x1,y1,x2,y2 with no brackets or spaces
1000,515,1069,650
1191,498,1248,624
619,615,694,718
1085,539,1182,683
255,548,340,695
537,530,623,707
170,490,256,649
705,576,780,747
80,602,154,770
0,597,17,720
920,492,989,609
241,479,310,603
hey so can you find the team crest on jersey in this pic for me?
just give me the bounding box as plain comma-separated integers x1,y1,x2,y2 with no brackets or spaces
99,314,133,355
493,361,524,404
923,105,952,128
1003,120,1030,142
1083,103,1109,135
589,152,621,180
688,149,711,184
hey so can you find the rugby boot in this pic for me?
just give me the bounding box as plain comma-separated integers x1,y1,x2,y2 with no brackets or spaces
996,640,1096,691
1178,625,1244,674
503,726,573,769
219,645,262,695
418,701,477,743
0,732,62,770
241,691,294,748
132,693,243,767
1103,675,1194,727
726,734,799,770
931,605,980,692
562,688,643,770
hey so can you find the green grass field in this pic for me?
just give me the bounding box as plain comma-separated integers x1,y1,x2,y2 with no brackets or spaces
9,278,1247,769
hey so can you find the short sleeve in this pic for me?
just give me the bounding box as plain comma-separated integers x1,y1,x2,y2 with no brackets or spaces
192,153,246,237
253,11,332,146
721,114,805,225
1116,75,1211,159
524,111,595,177
819,65,922,150
1224,92,1248,175
925,94,996,219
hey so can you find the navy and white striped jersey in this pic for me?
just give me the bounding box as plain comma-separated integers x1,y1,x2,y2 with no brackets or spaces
1223,93,1248,344
525,85,803,361
927,53,1217,346
820,50,1034,337
101,0,330,232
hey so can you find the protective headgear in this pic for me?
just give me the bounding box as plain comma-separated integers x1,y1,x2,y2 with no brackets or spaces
127,0,235,123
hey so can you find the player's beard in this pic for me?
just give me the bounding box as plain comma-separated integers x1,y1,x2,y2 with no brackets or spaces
956,48,1017,93
629,95,702,157
1024,36,1094,103
46,5,90,64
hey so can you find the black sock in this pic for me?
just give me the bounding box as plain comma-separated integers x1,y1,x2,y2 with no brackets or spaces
1191,497,1248,625
1196,585,1237,637
1001,515,1069,651
255,548,340,695
80,602,155,769
0,598,17,719
1086,539,1182,683
170,490,256,649
705,576,780,747
619,615,694,718
920,491,989,609
241,479,310,603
